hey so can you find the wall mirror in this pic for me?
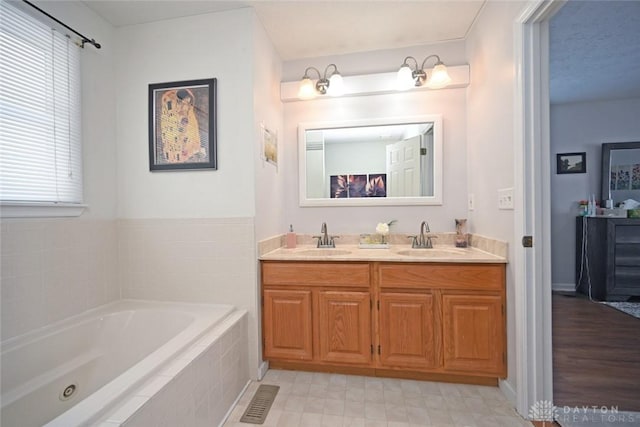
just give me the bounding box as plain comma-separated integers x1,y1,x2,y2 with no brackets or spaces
601,141,640,206
298,115,442,207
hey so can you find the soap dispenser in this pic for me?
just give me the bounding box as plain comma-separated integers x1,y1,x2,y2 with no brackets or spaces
286,224,297,249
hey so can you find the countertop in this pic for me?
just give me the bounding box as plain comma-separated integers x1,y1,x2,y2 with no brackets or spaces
259,244,507,263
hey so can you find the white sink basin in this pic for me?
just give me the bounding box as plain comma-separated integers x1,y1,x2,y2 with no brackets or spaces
395,248,468,257
295,249,352,256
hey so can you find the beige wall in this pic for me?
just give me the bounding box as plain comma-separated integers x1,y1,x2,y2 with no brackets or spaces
253,13,285,242
115,9,256,219
465,0,528,400
280,41,469,236
113,9,283,378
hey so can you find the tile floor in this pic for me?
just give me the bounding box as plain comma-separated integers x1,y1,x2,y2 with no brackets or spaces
223,369,532,427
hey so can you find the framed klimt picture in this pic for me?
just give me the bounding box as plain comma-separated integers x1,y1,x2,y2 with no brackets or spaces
148,78,217,171
556,152,586,174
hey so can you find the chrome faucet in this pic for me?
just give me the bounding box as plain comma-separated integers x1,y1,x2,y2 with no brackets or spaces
408,221,437,248
313,222,338,248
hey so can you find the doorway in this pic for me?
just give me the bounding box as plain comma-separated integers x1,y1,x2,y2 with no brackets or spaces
517,0,640,424
548,0,640,421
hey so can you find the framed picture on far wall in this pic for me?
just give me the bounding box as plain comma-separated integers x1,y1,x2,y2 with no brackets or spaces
148,78,217,171
556,152,586,174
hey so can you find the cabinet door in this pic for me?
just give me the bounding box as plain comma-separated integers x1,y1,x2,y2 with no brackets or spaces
379,292,438,369
442,294,504,376
263,290,313,360
318,291,372,365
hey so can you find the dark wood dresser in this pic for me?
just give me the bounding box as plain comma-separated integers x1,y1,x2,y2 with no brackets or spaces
575,216,640,301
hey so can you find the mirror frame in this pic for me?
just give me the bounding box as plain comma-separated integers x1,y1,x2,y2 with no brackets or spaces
298,115,443,207
601,141,640,205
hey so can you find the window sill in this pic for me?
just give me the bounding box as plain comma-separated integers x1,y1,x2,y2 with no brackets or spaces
0,202,87,218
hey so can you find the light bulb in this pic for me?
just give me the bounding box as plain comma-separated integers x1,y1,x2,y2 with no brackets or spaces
327,73,344,96
298,77,317,99
426,63,452,89
396,65,414,91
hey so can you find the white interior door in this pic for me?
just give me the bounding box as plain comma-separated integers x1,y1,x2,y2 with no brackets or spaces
514,0,561,417
386,135,422,197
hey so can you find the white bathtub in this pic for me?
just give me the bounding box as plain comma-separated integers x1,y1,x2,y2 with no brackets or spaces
0,300,246,427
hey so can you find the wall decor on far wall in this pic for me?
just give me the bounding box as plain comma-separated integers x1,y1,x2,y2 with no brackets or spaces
556,152,586,174
148,78,217,171
262,125,278,169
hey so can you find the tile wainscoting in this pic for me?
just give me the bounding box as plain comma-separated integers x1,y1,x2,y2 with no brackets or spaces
1,219,119,340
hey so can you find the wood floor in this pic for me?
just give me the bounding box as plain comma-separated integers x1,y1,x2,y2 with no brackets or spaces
553,293,640,411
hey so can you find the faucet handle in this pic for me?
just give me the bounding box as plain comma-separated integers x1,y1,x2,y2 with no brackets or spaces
328,235,339,247
425,235,437,248
407,235,418,248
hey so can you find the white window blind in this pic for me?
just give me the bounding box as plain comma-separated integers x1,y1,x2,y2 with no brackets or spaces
0,0,83,205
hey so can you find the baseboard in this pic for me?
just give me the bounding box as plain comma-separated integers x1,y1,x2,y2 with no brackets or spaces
499,378,517,408
258,360,269,380
552,282,575,292
217,379,251,427
267,360,497,386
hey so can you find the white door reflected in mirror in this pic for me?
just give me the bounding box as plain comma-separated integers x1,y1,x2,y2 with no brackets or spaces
299,115,442,207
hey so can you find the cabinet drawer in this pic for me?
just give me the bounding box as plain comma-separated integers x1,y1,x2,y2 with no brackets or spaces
614,266,640,289
262,262,370,287
615,244,640,266
615,225,640,244
379,263,504,291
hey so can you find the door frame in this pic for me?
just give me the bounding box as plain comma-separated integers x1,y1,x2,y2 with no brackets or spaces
513,0,564,417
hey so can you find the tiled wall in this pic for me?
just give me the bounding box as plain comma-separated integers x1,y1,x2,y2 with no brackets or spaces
118,218,260,378
118,218,255,303
1,219,119,340
109,311,249,427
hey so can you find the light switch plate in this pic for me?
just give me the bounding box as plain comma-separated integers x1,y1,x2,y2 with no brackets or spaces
468,194,475,211
498,188,514,210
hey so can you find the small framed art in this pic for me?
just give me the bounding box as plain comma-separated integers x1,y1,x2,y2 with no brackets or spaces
557,152,586,174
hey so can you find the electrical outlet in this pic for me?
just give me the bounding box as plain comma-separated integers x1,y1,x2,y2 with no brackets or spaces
468,194,475,211
498,188,514,210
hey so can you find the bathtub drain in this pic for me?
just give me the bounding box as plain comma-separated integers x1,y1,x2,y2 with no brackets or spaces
59,383,78,401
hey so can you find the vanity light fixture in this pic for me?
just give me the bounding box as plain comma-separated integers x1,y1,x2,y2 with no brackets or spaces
396,54,452,90
298,64,344,99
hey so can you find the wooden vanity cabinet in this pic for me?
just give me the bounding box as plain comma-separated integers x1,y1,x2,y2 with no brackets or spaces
378,292,439,369
263,289,313,360
441,293,504,375
318,291,371,364
261,262,372,366
261,260,506,381
377,263,506,378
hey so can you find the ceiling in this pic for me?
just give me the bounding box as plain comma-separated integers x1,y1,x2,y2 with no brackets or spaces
81,1,485,60
549,0,640,104
81,0,640,105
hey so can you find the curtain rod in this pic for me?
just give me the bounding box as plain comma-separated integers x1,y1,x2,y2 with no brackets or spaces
21,0,101,49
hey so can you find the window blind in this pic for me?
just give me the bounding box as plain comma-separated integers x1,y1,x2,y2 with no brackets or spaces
0,0,82,204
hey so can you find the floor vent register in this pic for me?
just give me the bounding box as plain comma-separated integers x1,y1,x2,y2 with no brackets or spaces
239,384,280,424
